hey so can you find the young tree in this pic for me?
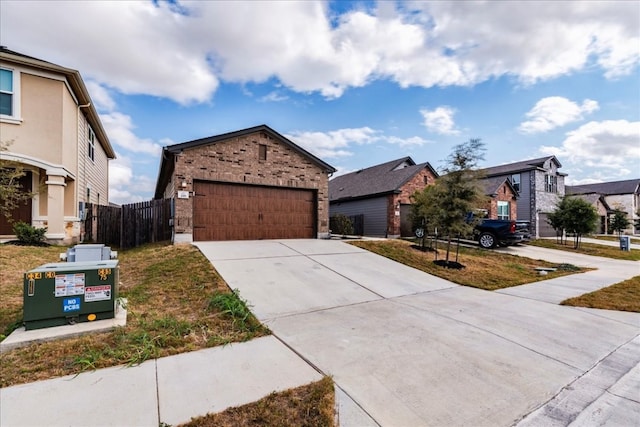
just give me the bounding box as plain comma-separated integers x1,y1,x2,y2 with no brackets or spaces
410,182,446,251
0,141,33,223
609,209,630,237
413,138,486,266
546,196,570,244
550,197,598,249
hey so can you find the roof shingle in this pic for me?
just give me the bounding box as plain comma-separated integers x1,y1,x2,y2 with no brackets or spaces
329,157,437,201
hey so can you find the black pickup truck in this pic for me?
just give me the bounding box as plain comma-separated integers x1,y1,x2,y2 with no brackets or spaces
474,219,531,249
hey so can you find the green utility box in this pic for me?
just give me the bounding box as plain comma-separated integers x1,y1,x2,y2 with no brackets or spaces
23,260,119,330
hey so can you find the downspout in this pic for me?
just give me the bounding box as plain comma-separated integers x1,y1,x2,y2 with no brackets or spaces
78,102,91,241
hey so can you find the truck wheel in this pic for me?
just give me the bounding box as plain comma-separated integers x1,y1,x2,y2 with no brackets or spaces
479,232,496,249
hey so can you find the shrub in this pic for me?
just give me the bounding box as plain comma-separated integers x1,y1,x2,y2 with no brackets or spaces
12,221,47,244
330,214,354,236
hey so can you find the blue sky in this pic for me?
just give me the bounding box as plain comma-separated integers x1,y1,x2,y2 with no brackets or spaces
1,0,638,204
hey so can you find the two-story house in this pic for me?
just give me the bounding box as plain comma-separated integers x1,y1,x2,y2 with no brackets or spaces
0,47,115,244
481,156,566,238
567,179,640,235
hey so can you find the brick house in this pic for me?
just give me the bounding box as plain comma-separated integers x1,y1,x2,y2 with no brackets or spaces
567,179,640,234
0,47,115,244
480,177,518,220
154,124,336,242
481,156,566,237
329,157,438,237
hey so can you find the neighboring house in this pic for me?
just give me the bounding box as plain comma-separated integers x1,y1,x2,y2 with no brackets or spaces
329,157,438,238
154,124,336,242
566,179,640,234
481,156,566,238
479,177,518,220
567,193,612,234
0,47,115,244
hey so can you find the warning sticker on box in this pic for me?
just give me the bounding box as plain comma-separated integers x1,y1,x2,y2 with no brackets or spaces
85,285,111,302
55,273,85,297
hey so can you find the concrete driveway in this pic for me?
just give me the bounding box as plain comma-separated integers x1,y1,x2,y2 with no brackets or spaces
195,239,640,427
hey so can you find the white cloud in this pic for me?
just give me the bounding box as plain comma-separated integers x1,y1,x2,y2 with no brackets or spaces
100,112,163,156
519,97,599,134
540,120,640,169
1,1,636,103
259,91,289,102
420,106,460,135
109,159,133,188
108,155,157,205
285,127,380,159
85,81,116,112
386,135,432,147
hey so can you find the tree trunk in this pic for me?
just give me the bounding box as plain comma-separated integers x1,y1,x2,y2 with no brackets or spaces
445,235,452,262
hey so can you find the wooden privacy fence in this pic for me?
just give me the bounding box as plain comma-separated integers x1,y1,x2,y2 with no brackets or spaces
84,199,173,249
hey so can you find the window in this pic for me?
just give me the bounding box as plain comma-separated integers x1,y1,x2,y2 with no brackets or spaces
497,201,510,220
259,144,267,161
0,68,15,117
510,173,520,193
545,174,557,193
423,175,429,184
88,125,95,161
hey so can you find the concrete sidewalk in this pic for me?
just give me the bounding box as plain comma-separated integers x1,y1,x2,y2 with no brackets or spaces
0,335,323,426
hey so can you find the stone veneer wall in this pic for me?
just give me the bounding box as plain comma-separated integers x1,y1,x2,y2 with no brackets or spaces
169,130,330,238
387,167,438,237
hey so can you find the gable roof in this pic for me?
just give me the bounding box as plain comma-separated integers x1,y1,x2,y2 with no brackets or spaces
0,47,115,159
329,157,438,202
154,124,336,198
566,179,640,196
568,193,612,211
481,176,517,197
481,156,564,177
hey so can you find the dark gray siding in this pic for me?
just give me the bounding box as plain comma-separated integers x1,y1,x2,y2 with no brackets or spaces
330,197,388,236
516,171,532,221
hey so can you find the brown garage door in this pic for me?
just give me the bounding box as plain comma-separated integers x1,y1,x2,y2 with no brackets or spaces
193,181,316,241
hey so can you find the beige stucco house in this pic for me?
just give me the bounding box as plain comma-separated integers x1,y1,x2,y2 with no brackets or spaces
0,47,115,244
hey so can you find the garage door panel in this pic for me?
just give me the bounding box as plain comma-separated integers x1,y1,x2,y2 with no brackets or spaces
193,181,316,241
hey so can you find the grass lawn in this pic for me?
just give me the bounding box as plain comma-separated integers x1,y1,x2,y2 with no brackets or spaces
182,376,335,427
0,243,270,387
528,239,640,261
561,276,640,312
1,242,336,424
349,239,588,290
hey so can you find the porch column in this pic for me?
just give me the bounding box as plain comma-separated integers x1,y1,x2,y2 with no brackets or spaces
45,173,66,241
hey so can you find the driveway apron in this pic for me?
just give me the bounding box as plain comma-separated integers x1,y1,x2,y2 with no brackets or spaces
195,239,640,427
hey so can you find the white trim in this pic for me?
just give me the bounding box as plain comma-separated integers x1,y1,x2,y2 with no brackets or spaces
0,66,21,121
45,180,67,187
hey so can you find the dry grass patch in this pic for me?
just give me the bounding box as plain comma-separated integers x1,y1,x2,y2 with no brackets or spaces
350,240,588,290
0,243,269,387
528,239,640,261
181,376,335,427
562,276,640,312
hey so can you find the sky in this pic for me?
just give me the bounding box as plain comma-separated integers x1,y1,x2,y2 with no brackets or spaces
1,0,639,205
